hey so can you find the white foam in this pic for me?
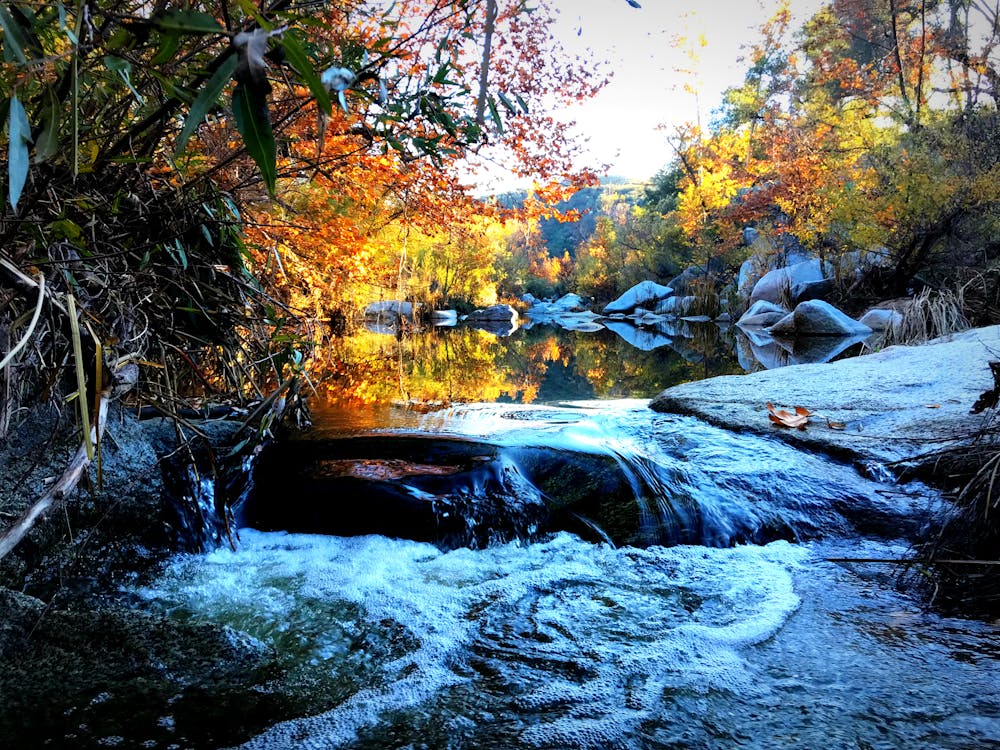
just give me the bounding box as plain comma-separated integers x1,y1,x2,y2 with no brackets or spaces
135,531,810,749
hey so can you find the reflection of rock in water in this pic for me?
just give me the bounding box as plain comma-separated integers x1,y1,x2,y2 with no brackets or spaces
465,319,519,337
603,320,672,351
736,328,871,369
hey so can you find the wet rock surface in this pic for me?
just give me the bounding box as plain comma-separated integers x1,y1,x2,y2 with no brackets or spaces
652,325,1000,469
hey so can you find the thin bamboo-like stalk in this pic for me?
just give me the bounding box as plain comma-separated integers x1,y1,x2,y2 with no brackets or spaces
0,272,45,371
85,319,104,489
67,294,93,461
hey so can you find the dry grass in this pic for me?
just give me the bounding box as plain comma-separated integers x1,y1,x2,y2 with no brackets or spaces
892,287,970,344
899,429,1000,619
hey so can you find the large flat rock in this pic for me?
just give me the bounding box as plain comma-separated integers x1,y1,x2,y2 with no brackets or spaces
650,325,1000,469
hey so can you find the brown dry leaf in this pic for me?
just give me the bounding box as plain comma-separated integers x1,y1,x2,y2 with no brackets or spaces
766,402,811,429
826,418,847,431
925,404,941,409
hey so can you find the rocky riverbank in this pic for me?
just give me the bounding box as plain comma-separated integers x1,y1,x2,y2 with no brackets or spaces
3,327,999,747
651,324,1000,473
0,405,288,749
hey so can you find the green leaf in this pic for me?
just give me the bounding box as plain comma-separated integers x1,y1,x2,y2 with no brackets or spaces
104,56,145,105
154,10,224,35
432,63,451,85
0,5,27,63
8,95,31,212
151,32,181,65
497,91,518,114
48,218,85,246
437,110,458,137
280,34,333,116
35,87,61,164
172,239,189,270
176,54,237,154
232,82,277,196
56,2,78,45
515,93,529,114
487,96,504,136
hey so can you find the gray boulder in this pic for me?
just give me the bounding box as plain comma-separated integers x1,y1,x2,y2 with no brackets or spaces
603,281,673,314
750,259,829,306
365,300,414,318
859,307,904,333
551,293,589,312
737,300,788,328
768,299,872,337
466,304,519,323
655,295,697,317
739,229,814,299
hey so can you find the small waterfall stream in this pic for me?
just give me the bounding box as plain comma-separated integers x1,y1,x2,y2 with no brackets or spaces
237,400,938,551
129,399,1000,749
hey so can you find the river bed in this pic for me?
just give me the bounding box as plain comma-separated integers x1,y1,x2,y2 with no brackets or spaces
131,398,1000,749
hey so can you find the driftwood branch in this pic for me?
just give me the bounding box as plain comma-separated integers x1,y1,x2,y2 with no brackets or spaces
0,390,110,561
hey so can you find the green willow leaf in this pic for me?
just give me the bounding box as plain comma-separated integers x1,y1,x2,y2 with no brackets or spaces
34,86,61,164
0,5,27,63
104,56,145,105
151,32,181,65
487,96,504,136
8,94,31,212
176,54,238,154
154,10,224,35
280,34,332,116
497,91,518,114
232,82,277,196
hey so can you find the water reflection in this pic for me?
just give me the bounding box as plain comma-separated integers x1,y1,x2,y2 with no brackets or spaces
313,321,744,407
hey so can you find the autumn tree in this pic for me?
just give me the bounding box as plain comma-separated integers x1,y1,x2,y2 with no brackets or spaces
0,0,611,425
665,0,1000,301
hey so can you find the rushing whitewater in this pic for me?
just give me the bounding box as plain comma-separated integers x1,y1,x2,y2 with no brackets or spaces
132,400,1000,749
137,531,1000,749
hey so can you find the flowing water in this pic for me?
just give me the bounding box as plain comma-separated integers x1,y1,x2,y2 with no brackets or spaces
132,392,1000,749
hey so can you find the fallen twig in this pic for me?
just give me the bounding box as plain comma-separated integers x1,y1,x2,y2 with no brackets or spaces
0,389,111,561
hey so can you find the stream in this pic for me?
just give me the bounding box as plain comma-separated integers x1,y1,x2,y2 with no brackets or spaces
132,393,1000,749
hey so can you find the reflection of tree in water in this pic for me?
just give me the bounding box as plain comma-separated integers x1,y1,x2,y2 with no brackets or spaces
312,324,742,406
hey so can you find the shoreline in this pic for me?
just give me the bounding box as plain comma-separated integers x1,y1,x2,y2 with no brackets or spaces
649,325,1000,474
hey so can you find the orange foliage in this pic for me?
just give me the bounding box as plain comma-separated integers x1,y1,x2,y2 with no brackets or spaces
180,0,612,321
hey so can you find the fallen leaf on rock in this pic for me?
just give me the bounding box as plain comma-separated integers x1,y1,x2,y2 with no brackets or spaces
826,418,846,430
766,402,811,429
925,404,941,409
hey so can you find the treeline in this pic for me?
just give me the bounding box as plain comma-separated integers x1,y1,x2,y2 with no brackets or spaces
472,0,1000,317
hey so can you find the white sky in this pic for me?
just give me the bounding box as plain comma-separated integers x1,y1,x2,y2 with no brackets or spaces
471,0,823,190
